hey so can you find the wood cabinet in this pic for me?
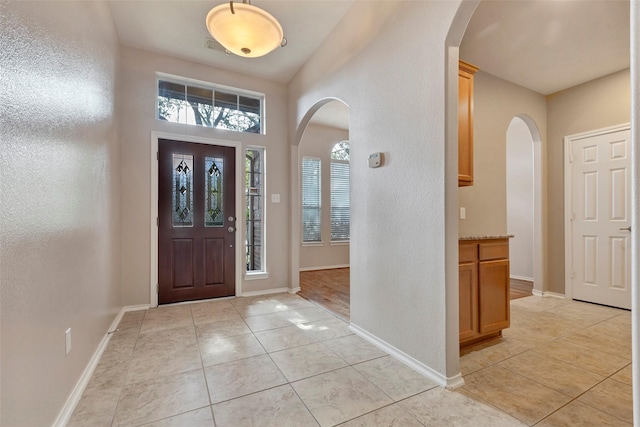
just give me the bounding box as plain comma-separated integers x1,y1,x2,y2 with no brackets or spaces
459,238,510,347
458,61,478,187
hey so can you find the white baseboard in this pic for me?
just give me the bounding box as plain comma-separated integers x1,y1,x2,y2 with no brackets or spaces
241,287,290,297
445,373,466,390
510,275,534,282
122,304,151,313
531,289,565,299
289,287,301,294
349,323,462,389
53,331,111,426
299,264,349,272
53,304,149,426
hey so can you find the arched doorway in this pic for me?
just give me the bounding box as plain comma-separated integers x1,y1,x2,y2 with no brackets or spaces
506,115,545,295
446,1,636,414
290,98,351,319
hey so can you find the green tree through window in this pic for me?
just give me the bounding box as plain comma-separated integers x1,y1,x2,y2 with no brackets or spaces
158,79,262,134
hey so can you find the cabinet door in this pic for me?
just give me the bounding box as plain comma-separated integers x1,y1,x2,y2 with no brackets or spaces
459,261,478,341
458,69,474,186
478,259,510,334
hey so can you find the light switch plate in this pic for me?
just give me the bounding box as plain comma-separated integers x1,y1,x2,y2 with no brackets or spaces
460,207,466,220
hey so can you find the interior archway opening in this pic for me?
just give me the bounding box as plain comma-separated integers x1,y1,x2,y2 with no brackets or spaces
292,99,351,320
506,115,536,297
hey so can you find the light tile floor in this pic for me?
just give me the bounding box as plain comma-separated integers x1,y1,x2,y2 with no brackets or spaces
460,295,632,426
68,293,631,426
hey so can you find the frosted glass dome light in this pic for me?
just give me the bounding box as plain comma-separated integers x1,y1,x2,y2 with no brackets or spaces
206,1,285,58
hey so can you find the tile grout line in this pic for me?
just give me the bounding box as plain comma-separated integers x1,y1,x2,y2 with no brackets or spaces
240,297,336,425
461,298,631,426
77,294,630,426
455,387,522,424
253,305,399,426
108,310,146,427
191,302,214,416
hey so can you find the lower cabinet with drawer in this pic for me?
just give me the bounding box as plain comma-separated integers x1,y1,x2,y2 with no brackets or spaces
459,238,510,347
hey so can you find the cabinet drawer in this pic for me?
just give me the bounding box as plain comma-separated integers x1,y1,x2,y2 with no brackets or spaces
459,243,477,263
479,241,508,260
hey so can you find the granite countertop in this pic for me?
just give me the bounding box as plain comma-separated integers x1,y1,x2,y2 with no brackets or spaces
459,234,514,241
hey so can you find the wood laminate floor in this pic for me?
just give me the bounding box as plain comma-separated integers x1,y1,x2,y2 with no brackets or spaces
298,268,350,321
510,278,534,300
298,268,533,320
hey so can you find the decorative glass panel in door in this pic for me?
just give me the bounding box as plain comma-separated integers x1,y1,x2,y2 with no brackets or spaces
205,157,224,227
172,154,193,227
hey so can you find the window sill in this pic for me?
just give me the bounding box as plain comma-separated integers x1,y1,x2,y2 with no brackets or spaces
330,241,350,246
244,272,269,281
301,242,323,247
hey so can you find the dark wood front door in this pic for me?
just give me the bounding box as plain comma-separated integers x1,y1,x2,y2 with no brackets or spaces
158,139,236,304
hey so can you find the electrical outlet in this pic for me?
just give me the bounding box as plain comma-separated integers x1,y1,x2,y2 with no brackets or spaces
65,328,72,355
271,194,280,203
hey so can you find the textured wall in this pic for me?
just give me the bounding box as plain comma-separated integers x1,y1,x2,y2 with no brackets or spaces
118,47,290,304
0,2,121,426
299,123,350,270
458,71,547,238
289,1,463,380
546,69,630,294
506,117,535,279
458,68,630,296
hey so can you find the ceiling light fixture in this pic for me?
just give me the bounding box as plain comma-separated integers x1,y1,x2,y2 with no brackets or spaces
205,0,286,58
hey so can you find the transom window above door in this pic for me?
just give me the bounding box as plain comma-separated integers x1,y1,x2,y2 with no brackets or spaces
157,73,264,134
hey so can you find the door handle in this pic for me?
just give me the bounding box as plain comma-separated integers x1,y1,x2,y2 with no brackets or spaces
228,226,235,233
619,226,632,232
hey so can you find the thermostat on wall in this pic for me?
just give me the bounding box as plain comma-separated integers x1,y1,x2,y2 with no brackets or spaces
368,152,383,168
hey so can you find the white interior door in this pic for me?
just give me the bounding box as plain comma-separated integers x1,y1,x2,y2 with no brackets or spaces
569,126,631,309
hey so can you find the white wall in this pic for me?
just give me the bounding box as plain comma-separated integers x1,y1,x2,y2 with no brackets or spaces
458,68,629,295
458,71,547,238
546,69,630,294
118,47,291,304
506,117,534,280
289,1,464,383
0,2,122,425
299,123,350,270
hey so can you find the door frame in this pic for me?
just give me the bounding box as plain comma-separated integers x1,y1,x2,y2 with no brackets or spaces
150,131,243,308
563,123,631,301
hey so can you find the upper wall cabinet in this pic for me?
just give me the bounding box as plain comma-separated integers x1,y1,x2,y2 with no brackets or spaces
458,61,479,187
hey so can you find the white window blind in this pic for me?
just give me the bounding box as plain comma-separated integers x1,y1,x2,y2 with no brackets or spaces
330,161,350,241
302,157,321,242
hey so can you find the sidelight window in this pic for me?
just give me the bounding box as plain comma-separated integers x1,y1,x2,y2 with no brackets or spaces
246,148,265,272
